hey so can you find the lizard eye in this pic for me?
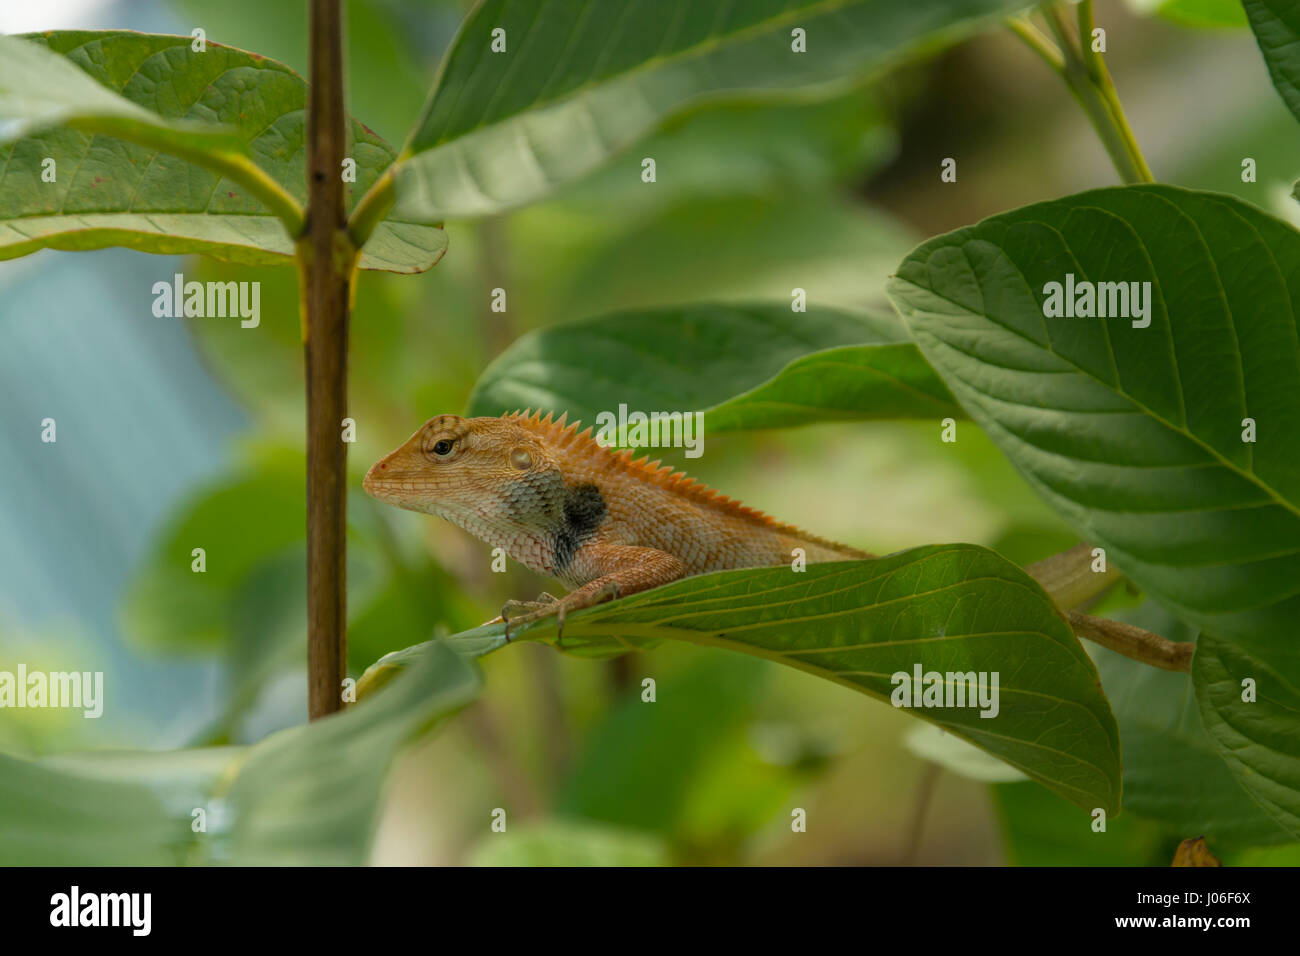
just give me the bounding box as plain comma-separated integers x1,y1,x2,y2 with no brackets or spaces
431,439,454,457
510,447,533,470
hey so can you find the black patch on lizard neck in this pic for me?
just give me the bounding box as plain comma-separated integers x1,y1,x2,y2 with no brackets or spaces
553,483,606,572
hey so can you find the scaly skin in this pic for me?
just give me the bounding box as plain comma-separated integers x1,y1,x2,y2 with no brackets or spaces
363,410,871,638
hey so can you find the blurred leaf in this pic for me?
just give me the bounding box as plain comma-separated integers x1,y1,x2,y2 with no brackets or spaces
188,256,488,441
888,185,1300,647
560,653,767,833
1194,631,1300,838
123,449,305,654
903,724,1027,783
214,641,478,864
673,727,809,860
0,748,239,866
467,820,669,866
0,641,479,865
1093,604,1293,845
466,303,960,433
993,780,1168,867
535,193,916,316
1245,0,1300,125
1155,0,1249,28
1223,842,1300,864
553,90,896,213
363,544,1123,814
164,0,447,145
0,32,444,272
391,0,1029,220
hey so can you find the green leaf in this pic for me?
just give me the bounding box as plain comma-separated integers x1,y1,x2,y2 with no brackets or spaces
1245,0,1300,124
0,642,479,865
465,303,960,433
387,0,1031,221
1194,632,1300,838
0,32,444,273
363,544,1123,814
1094,606,1293,845
0,33,244,155
1156,0,1249,29
887,185,1300,646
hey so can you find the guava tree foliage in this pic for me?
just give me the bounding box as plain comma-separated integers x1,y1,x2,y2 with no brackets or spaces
0,0,1296,865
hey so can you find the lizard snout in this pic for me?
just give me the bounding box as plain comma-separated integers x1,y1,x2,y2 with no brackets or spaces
362,454,397,498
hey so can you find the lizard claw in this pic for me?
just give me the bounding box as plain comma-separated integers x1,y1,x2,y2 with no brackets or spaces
499,584,620,650
500,596,565,646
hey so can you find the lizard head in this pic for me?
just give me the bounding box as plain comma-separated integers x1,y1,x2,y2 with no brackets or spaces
362,414,556,523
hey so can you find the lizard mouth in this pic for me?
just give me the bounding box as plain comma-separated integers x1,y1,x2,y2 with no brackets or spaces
362,458,405,498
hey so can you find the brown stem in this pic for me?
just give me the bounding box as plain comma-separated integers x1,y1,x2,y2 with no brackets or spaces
1025,542,1118,610
1025,544,1193,672
301,0,355,720
1066,610,1193,673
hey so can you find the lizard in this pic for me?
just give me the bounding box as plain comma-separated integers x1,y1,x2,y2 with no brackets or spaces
362,410,872,640
363,410,1193,670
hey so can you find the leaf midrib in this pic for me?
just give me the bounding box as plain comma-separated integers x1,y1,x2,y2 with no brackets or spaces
892,269,1300,523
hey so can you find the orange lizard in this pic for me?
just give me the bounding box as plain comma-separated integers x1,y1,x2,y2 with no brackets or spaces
363,410,871,639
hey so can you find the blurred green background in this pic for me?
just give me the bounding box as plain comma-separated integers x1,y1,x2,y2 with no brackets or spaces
2,0,1299,865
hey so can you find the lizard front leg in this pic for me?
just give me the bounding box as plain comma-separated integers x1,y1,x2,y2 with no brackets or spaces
502,545,686,643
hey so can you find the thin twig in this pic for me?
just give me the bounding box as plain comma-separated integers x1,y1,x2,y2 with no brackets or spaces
461,700,544,819
1025,542,1119,610
1005,16,1064,74
1066,610,1193,672
902,762,941,866
1011,1,1153,185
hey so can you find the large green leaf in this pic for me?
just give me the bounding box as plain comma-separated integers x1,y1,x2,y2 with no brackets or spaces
887,185,1300,646
0,641,479,865
1094,606,1293,845
1194,632,1300,838
465,303,960,432
0,32,444,272
387,0,1028,221
363,544,1123,814
1245,0,1300,122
